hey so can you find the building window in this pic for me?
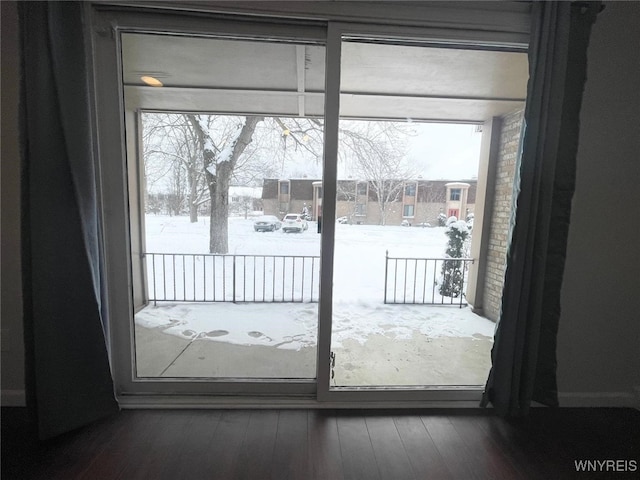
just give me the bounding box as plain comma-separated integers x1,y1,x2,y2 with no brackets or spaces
231,196,239,203
355,203,366,216
450,188,461,201
356,182,368,195
403,205,414,217
279,181,289,195
404,183,416,196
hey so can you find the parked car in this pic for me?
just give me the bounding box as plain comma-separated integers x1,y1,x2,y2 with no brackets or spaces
337,216,348,224
282,213,308,233
253,215,282,232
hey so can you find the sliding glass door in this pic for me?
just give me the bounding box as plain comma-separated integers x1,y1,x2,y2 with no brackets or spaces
93,9,330,396
318,26,529,401
92,6,529,403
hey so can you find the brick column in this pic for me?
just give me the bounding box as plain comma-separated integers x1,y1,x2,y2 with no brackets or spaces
482,109,524,321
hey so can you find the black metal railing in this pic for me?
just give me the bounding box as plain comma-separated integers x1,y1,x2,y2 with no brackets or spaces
146,253,320,304
384,251,474,307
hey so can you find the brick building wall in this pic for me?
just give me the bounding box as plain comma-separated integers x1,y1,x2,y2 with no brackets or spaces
482,109,524,321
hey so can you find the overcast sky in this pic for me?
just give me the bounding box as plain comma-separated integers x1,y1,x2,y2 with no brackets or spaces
286,121,483,181
407,123,482,180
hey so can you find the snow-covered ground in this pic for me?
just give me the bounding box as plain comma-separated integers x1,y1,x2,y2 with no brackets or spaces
137,215,495,351
144,212,449,258
136,300,494,351
144,214,470,303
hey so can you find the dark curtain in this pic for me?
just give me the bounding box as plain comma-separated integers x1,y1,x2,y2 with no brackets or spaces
20,1,118,439
481,1,600,416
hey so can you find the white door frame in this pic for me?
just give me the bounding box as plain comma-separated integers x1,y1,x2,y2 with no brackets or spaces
89,3,529,406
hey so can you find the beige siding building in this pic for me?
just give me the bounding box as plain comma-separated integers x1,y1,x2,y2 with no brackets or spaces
262,178,477,225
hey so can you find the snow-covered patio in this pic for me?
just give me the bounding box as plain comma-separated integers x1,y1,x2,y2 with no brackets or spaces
135,302,494,385
134,215,496,386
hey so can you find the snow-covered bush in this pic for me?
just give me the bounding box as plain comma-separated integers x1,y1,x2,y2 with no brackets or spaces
462,226,472,258
439,220,470,298
437,212,447,227
465,212,475,232
445,215,458,227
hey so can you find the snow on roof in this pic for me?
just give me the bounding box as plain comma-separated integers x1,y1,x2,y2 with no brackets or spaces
444,182,471,188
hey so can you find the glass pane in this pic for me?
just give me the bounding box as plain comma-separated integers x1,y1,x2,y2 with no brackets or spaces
330,40,528,387
125,34,326,380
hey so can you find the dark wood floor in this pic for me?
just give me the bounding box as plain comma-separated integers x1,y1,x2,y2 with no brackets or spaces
2,407,639,479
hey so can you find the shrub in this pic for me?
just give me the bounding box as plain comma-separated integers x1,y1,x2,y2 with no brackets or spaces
439,220,470,298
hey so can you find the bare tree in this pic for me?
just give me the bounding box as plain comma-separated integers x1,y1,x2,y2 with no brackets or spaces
229,194,258,219
142,113,416,253
142,113,208,222
338,122,416,225
187,115,263,253
335,180,361,223
167,161,187,215
142,113,288,253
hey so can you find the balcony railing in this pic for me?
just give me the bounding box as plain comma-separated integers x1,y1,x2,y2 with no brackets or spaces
146,252,473,307
146,253,320,304
384,251,474,307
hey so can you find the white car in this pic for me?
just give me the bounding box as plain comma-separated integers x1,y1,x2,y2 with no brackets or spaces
282,213,308,233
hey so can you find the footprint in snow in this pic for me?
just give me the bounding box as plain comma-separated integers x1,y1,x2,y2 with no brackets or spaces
206,330,229,337
247,331,273,342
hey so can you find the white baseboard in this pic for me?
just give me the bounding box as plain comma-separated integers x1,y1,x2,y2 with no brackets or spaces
1,389,26,406
559,391,638,408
